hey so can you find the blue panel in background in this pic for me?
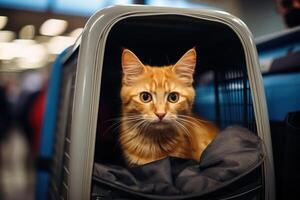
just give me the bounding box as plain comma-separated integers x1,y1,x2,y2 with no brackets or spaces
0,0,48,11
52,0,132,16
263,73,300,121
259,42,300,61
53,0,107,16
195,84,216,121
195,73,300,123
256,27,300,121
0,0,132,15
146,0,213,9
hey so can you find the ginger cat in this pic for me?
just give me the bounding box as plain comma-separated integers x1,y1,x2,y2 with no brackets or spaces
120,48,218,166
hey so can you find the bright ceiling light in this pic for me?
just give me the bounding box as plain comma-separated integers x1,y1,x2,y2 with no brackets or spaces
13,39,36,45
19,25,35,39
0,30,15,42
46,36,75,54
16,44,48,69
0,16,8,30
39,19,68,36
0,40,35,60
35,35,51,43
69,28,83,38
0,42,15,60
0,39,48,70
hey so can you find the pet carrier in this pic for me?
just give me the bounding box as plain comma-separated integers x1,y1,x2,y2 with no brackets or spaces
44,5,275,200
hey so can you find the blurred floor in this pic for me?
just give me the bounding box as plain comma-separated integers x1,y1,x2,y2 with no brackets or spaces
0,128,35,200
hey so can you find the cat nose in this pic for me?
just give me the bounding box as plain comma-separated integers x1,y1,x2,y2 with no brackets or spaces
155,112,166,120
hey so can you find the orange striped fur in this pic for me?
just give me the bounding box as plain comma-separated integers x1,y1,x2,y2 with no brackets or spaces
120,48,218,166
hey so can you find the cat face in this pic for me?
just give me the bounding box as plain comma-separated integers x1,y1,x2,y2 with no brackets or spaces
121,48,196,127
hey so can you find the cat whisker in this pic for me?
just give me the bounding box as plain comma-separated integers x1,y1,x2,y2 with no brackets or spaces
173,120,192,145
176,118,206,130
120,120,145,137
138,121,149,136
177,114,209,123
102,117,143,135
104,113,141,119
101,121,122,136
120,122,146,146
177,118,202,128
102,115,143,126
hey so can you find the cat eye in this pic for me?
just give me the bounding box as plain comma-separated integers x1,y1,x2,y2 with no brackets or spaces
168,92,179,103
140,92,152,103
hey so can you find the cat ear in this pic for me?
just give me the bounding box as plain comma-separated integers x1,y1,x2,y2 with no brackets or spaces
122,49,145,84
173,48,196,85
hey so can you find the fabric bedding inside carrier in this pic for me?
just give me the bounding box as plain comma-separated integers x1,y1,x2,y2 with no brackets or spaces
93,125,264,198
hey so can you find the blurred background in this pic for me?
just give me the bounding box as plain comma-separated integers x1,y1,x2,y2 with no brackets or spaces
0,0,299,200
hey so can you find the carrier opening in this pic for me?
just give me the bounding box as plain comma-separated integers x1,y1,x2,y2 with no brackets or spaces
95,15,255,164
92,14,261,199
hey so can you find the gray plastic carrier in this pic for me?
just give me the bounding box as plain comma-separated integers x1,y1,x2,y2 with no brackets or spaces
48,5,275,200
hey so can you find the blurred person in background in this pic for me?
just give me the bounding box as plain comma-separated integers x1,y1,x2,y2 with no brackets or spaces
0,84,12,142
277,0,300,28
0,85,10,199
0,72,46,200
15,71,46,154
0,82,32,200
